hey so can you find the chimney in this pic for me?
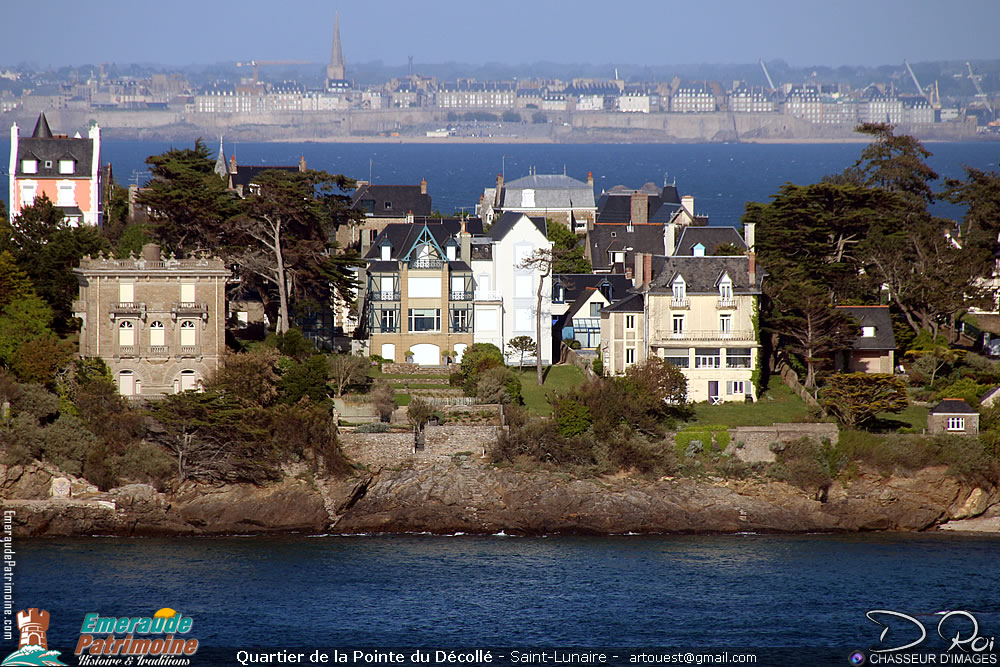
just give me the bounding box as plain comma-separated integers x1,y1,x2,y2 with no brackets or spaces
749,252,757,287
634,252,644,286
406,210,414,224
586,171,594,187
229,155,237,173
141,243,161,261
630,191,648,225
420,178,427,195
664,221,677,256
494,173,503,208
460,218,471,261
743,221,755,252
643,253,653,289
298,155,307,171
681,195,694,220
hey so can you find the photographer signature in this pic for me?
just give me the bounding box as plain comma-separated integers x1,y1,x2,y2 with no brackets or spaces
867,609,996,653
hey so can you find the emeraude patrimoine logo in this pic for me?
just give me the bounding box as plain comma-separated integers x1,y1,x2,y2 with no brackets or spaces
2,608,66,666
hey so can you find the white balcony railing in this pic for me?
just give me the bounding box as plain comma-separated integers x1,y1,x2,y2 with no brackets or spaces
654,329,756,343
670,298,690,309
474,290,501,301
717,298,736,309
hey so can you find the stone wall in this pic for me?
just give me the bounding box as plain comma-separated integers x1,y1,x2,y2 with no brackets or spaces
340,424,501,467
728,422,840,463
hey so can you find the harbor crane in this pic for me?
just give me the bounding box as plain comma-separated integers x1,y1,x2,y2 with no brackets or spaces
904,60,940,108
236,60,311,85
759,59,776,91
966,61,994,117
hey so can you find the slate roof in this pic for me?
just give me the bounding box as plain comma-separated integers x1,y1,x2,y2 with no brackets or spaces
15,114,94,178
553,273,632,306
673,226,747,256
588,222,665,272
363,220,479,262
595,185,682,224
230,165,301,192
601,292,644,313
648,256,762,293
488,212,546,241
352,184,432,218
498,173,596,210
929,399,978,415
834,306,896,351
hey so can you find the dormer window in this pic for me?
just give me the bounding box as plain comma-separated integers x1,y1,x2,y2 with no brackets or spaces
21,159,37,174
599,282,613,301
612,251,625,265
672,276,686,302
862,326,875,337
719,276,733,301
693,243,706,257
553,284,565,303
380,242,391,261
446,244,456,261
384,201,392,210
58,159,75,174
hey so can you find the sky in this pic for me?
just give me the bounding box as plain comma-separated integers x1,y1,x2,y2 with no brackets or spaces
3,0,1000,69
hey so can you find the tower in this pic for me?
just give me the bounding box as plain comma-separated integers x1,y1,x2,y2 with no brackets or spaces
17,608,50,650
326,12,346,86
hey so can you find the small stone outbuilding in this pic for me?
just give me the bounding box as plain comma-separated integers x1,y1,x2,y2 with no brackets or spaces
928,398,979,435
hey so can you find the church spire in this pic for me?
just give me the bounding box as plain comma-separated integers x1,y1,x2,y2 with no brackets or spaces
214,136,228,181
326,12,346,85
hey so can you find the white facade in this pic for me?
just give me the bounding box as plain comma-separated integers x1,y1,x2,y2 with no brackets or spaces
471,214,553,366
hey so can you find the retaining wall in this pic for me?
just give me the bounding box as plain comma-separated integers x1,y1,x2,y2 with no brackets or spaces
727,422,840,463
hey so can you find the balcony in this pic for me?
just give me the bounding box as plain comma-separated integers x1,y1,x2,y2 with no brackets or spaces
110,302,146,320
409,258,444,270
148,345,169,358
370,290,401,302
474,290,501,302
449,290,473,301
179,345,200,357
653,329,756,344
670,298,689,309
717,298,736,309
117,345,138,358
171,302,208,320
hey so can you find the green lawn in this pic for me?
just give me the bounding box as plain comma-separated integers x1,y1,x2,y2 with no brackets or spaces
691,381,813,427
877,403,929,431
519,365,586,416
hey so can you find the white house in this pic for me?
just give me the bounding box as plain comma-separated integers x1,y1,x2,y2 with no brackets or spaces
471,212,554,366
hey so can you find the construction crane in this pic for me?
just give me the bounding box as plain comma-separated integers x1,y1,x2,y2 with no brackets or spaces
904,60,940,108
759,58,776,91
236,60,311,85
966,61,994,117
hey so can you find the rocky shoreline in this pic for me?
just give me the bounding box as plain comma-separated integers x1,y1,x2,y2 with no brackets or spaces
4,458,1000,538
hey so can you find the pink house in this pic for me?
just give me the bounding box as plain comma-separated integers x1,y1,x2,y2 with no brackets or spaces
8,113,102,226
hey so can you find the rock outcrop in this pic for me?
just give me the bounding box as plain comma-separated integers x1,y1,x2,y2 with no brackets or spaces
4,459,999,537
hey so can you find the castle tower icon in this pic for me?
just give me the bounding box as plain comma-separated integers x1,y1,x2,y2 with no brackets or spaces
16,608,49,650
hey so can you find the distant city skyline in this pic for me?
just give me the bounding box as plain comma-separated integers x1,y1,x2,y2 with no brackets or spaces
3,0,1000,70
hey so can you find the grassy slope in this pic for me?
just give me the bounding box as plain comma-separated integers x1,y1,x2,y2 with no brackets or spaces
519,365,586,416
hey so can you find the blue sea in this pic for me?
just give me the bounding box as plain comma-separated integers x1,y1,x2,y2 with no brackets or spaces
11,532,1000,666
2,140,998,227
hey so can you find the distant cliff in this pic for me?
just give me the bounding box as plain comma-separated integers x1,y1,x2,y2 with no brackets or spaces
5,458,999,537
8,109,986,144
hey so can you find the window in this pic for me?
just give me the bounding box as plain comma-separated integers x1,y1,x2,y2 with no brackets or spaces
118,320,135,346
118,371,135,396
450,308,471,332
625,348,636,365
726,348,753,369
181,283,196,303
57,183,75,206
672,276,686,302
590,302,602,317
947,417,965,431
119,283,134,304
695,348,721,369
599,282,613,301
672,314,685,335
719,277,733,301
379,309,398,333
380,244,391,261
625,315,636,330
612,251,625,265
408,308,440,332
384,201,392,210
21,159,37,174
727,380,747,396
664,354,690,368
20,183,36,206
58,159,75,174
862,326,875,337
180,320,197,346
719,314,732,334
149,321,165,347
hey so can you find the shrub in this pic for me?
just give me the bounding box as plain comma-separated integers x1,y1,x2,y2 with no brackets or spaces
937,377,988,407
591,357,603,377
476,366,521,404
407,397,435,431
115,441,175,489
355,422,390,433
822,373,908,428
370,381,397,422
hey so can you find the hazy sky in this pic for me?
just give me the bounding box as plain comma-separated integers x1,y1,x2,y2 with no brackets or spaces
4,0,999,69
